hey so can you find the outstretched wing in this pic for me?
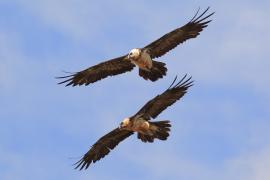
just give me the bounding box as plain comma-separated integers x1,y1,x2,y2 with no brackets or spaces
74,128,133,170
134,75,193,119
144,7,214,59
57,55,135,86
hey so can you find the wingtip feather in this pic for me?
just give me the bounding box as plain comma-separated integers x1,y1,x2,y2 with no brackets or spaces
190,7,214,24
167,74,193,90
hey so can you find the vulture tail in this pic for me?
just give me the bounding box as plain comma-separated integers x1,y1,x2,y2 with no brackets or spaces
139,61,167,81
137,120,171,143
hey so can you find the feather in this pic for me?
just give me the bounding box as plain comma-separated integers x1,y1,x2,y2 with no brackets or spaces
74,128,133,170
134,75,193,119
144,7,214,59
57,56,135,86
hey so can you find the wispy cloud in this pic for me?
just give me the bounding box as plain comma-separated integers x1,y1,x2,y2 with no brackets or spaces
223,147,270,180
119,137,270,180
13,0,101,41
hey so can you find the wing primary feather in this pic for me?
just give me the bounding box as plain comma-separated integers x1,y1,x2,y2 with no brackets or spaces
56,74,73,79
167,74,191,90
167,75,178,90
173,74,188,88
170,74,193,90
192,7,210,23
56,70,78,79
199,20,212,28
54,71,75,80
177,76,193,89
80,162,87,170
73,159,84,170
73,129,133,170
143,7,214,59
57,77,73,85
195,12,215,24
85,162,91,169
56,73,77,86
57,55,135,86
189,7,201,22
133,74,193,119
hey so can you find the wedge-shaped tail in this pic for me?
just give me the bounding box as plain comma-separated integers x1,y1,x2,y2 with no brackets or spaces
138,120,171,143
139,61,167,81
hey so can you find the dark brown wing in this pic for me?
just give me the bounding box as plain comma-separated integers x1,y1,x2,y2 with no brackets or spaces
74,128,133,170
57,55,135,86
134,75,193,119
143,7,214,59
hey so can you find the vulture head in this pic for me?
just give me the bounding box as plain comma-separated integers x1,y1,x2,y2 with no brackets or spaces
128,48,141,61
120,118,130,128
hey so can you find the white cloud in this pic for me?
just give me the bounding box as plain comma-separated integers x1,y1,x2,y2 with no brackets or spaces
119,140,270,180
12,0,155,43
121,145,211,180
224,147,270,180
13,0,105,41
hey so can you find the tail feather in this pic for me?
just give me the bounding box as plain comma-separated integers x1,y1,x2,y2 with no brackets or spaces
139,61,167,81
138,133,154,143
137,120,171,143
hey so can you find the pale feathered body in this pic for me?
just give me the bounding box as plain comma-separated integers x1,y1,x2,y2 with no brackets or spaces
128,48,153,71
120,117,155,135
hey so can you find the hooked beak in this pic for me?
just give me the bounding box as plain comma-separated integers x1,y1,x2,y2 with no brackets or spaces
125,55,130,61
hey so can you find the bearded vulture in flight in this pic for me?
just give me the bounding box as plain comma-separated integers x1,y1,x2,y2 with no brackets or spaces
58,8,213,86
74,75,193,170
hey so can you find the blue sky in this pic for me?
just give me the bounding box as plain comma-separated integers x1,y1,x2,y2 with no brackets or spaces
0,0,270,179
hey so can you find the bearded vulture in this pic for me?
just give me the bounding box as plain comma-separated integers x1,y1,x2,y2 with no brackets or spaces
74,75,193,170
58,8,213,86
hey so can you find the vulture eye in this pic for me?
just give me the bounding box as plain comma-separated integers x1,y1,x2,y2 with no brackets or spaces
130,52,133,55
